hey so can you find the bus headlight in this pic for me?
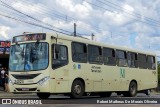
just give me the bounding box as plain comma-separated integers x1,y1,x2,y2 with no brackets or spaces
9,79,14,85
37,76,50,85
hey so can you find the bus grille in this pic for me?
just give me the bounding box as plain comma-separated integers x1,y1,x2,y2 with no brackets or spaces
16,88,37,91
11,74,41,79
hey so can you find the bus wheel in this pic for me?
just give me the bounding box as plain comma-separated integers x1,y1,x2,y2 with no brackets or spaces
99,92,112,97
70,80,84,98
123,81,137,97
128,81,137,97
37,93,50,99
145,89,151,96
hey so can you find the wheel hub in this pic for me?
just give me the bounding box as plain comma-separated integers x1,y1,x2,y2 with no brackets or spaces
147,90,151,95
74,85,81,95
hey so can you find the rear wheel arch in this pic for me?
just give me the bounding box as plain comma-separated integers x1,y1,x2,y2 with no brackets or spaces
72,78,85,89
130,80,138,90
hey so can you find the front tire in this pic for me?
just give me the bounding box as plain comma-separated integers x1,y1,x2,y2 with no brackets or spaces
37,93,50,99
70,80,84,98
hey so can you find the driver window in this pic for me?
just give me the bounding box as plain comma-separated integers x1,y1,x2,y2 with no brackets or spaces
52,44,68,69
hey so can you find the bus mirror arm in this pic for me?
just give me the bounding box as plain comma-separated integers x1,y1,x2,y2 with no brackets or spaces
51,33,58,44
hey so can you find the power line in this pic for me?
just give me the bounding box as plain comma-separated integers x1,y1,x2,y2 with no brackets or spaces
0,13,55,31
17,0,102,33
0,13,75,35
7,0,145,36
0,0,158,38
0,7,89,37
1,0,93,37
0,0,74,34
18,0,145,35
95,0,160,27
86,1,160,28
98,0,160,24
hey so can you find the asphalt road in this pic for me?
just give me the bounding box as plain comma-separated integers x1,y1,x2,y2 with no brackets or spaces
0,91,160,106
0,91,159,98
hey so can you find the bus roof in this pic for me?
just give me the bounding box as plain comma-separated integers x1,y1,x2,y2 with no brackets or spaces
45,32,156,56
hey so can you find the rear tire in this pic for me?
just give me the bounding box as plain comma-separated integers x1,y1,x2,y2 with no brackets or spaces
70,80,84,98
123,81,137,97
145,89,151,96
37,93,50,99
129,81,137,97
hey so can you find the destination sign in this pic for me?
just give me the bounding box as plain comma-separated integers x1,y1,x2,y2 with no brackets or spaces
12,33,46,43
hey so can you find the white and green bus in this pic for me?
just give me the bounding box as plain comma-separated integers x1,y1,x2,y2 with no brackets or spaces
9,32,157,99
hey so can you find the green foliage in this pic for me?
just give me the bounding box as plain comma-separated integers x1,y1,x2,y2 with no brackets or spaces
158,64,160,85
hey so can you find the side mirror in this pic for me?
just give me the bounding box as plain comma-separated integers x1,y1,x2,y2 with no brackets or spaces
55,45,60,53
53,45,61,60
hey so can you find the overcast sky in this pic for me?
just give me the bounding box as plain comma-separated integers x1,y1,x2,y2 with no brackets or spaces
0,0,160,59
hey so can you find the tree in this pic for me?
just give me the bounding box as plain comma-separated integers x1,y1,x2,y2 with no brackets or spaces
158,63,160,86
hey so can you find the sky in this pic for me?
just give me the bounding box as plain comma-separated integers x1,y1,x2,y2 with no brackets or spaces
0,0,160,59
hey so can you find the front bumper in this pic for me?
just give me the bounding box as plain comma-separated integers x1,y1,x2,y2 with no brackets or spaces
9,81,50,93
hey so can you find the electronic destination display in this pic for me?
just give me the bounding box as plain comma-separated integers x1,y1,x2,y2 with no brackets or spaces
12,33,46,43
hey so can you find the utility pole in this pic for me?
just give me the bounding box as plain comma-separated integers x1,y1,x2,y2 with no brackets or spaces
74,23,76,37
91,33,94,40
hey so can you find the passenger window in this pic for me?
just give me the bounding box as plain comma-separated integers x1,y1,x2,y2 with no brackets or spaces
88,45,102,64
147,56,156,70
72,42,87,63
52,44,68,69
116,50,127,67
103,48,116,65
127,52,138,68
138,54,147,69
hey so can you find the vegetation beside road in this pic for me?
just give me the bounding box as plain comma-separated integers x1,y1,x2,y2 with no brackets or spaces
156,63,160,92
158,63,160,86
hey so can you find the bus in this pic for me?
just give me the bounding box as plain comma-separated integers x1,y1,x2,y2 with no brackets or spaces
8,32,158,99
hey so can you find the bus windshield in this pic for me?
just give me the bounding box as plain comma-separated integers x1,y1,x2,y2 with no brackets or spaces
9,42,49,72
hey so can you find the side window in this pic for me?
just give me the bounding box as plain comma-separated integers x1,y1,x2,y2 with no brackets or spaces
52,44,68,69
88,45,102,64
72,42,87,63
103,48,116,65
147,55,156,70
138,54,147,69
127,52,138,68
116,50,127,67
